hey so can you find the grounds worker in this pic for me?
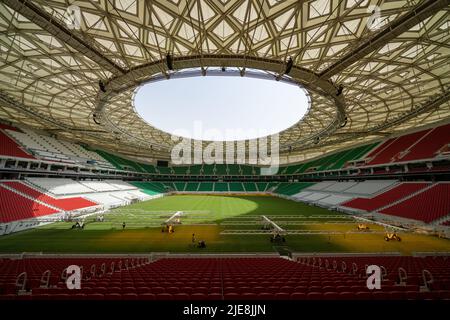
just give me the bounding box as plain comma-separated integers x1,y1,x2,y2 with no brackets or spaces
122,222,126,230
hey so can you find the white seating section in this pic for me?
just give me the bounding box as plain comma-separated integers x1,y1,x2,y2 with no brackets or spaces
302,192,329,201
79,180,118,192
291,180,398,208
322,182,358,192
83,193,124,207
26,178,94,195
342,180,397,195
316,195,354,206
25,178,152,209
84,190,152,208
6,129,114,168
291,192,312,201
106,180,136,190
307,181,336,191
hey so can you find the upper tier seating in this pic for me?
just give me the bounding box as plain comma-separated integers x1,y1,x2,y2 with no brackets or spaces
380,183,450,223
400,123,450,161
277,143,379,175
2,256,448,300
26,178,94,195
0,185,58,223
5,128,113,167
367,131,428,165
3,181,97,211
363,124,450,165
95,150,146,173
342,183,429,212
0,130,35,159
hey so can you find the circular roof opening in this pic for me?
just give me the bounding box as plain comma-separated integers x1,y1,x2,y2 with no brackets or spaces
134,74,309,141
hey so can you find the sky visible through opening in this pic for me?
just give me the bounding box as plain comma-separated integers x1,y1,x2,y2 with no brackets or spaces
134,76,309,141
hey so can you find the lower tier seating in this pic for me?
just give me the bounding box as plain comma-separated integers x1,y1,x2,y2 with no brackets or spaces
1,256,449,300
0,186,58,223
380,183,450,223
3,181,97,211
0,130,35,159
342,183,430,212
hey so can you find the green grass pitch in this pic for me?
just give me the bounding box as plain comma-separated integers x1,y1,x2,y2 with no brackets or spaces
0,195,449,254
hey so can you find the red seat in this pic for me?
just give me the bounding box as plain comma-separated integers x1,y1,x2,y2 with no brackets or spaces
207,293,223,300
138,293,155,300
323,292,339,300
104,293,122,300
274,292,290,300
307,292,322,300
190,293,207,300
172,293,189,300
155,293,172,300
240,293,258,300
290,292,306,300
122,293,138,300
258,293,274,300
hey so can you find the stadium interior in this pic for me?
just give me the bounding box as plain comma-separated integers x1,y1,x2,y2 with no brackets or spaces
0,0,449,304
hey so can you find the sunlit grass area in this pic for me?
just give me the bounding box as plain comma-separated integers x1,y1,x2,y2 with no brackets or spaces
0,195,449,254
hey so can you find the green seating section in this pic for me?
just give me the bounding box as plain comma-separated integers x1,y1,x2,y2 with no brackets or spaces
130,181,166,195
140,163,157,174
185,182,199,191
130,181,314,196
96,142,378,176
162,182,176,190
228,182,244,192
174,182,186,191
189,165,202,175
272,182,315,196
96,150,146,172
215,164,227,175
157,166,173,174
266,182,279,191
202,165,215,175
172,166,188,175
240,165,254,175
214,182,229,192
227,164,241,175
198,182,214,192
242,182,257,192
256,182,268,192
275,142,378,175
